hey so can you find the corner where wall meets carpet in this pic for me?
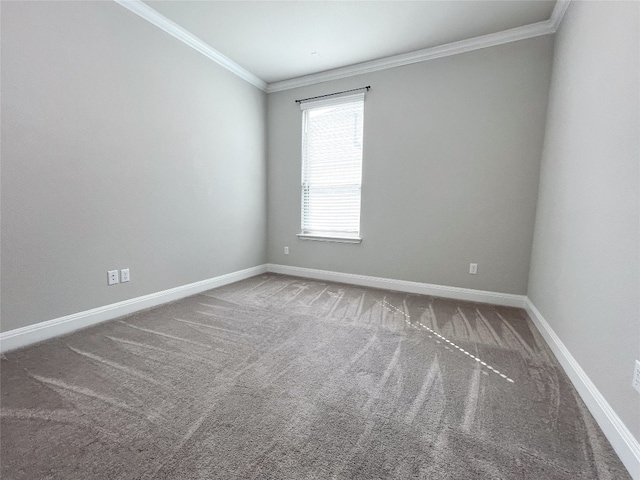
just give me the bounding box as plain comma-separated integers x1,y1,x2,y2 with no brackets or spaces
0,273,631,479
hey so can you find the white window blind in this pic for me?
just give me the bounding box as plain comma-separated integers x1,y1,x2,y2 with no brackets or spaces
299,93,365,242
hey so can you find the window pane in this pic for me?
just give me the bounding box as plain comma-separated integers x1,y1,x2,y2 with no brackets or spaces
302,185,361,234
301,96,364,238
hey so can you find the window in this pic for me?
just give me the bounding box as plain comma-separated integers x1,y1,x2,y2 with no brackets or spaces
298,93,365,243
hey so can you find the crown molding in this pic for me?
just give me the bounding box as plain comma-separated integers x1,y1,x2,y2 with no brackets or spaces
113,0,268,92
113,0,570,95
266,19,556,93
550,0,571,32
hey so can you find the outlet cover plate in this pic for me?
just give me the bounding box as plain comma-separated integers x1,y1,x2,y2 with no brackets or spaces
107,270,119,286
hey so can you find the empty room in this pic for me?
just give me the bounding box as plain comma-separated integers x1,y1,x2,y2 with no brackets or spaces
1,0,638,478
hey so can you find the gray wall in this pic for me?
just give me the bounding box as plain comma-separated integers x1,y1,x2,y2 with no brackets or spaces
0,1,267,332
267,36,553,295
528,1,640,440
1,0,637,450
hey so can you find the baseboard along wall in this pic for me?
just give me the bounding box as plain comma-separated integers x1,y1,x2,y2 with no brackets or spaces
268,264,638,478
524,299,640,480
1,263,525,353
266,263,527,308
0,264,267,354
1,262,636,479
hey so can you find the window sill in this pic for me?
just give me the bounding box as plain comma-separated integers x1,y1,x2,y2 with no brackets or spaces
296,233,362,244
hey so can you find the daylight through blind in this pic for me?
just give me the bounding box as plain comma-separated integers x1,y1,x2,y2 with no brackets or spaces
301,93,365,239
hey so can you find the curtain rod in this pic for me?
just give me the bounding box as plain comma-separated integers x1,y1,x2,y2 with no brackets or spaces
295,86,371,104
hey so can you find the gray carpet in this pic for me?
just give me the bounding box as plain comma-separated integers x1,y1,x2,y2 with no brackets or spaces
0,273,630,479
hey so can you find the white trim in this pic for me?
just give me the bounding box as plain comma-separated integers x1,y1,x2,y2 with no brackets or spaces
113,0,569,95
0,265,267,354
550,0,572,32
112,0,267,92
266,20,556,93
266,264,525,308
525,298,640,480
296,234,362,244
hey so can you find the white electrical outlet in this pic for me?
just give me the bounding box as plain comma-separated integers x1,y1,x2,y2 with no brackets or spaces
120,268,130,283
469,263,478,275
284,246,289,255
632,360,640,394
107,270,119,286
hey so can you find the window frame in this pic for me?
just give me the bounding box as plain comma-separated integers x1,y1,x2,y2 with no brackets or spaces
296,92,365,244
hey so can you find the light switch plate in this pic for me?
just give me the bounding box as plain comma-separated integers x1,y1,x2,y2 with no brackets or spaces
120,268,130,283
633,360,640,394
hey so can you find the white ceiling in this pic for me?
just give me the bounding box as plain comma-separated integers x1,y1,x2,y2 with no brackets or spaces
144,1,557,85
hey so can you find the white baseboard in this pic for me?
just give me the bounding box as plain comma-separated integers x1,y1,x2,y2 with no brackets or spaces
0,264,268,354
2,262,636,477
266,264,526,308
525,298,640,480
267,264,639,477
